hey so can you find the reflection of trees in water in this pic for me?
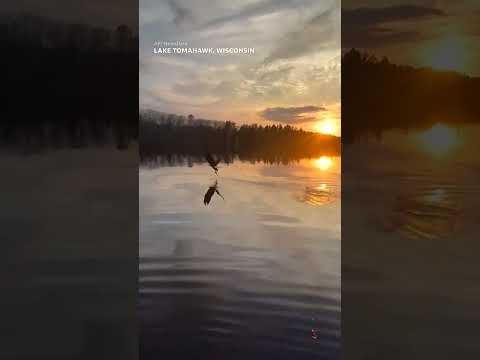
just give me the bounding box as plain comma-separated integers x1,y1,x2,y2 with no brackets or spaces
141,154,235,168
2,119,137,152
140,153,336,167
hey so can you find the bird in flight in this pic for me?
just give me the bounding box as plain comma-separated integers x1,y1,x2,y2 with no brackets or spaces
205,153,221,174
204,180,225,206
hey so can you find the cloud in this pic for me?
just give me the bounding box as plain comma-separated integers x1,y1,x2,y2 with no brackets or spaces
172,79,236,98
166,0,194,27
265,2,339,63
140,0,340,125
344,28,426,49
200,0,317,30
258,105,326,124
344,5,446,28
343,5,447,49
257,65,295,82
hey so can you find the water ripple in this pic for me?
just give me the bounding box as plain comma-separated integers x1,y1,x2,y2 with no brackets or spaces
139,256,340,359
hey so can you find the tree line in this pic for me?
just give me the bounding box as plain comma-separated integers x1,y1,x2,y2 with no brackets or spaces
1,15,138,151
140,114,340,163
342,48,480,143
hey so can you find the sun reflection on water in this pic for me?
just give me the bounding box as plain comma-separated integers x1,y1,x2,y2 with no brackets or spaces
313,156,333,171
418,123,459,156
317,183,328,191
297,183,334,206
391,186,461,240
425,188,446,204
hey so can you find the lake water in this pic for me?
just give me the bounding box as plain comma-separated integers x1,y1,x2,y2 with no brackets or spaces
342,126,480,359
139,156,341,359
0,148,138,360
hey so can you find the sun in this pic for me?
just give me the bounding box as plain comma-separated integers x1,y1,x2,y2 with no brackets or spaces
315,119,337,135
421,36,469,73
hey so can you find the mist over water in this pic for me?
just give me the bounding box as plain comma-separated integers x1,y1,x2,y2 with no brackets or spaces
139,157,341,359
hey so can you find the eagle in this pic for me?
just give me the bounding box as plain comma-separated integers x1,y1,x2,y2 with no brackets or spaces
205,153,221,174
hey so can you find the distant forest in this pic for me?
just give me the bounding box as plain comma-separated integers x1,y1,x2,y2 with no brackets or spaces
140,111,340,164
342,48,480,143
1,14,138,150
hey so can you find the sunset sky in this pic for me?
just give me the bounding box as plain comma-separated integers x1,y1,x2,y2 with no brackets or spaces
343,1,480,76
140,0,341,135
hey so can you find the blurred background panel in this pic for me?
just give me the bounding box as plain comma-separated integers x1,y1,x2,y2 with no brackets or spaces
342,1,480,359
0,1,138,359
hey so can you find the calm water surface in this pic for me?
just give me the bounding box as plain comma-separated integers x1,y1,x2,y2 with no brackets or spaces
139,157,341,359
